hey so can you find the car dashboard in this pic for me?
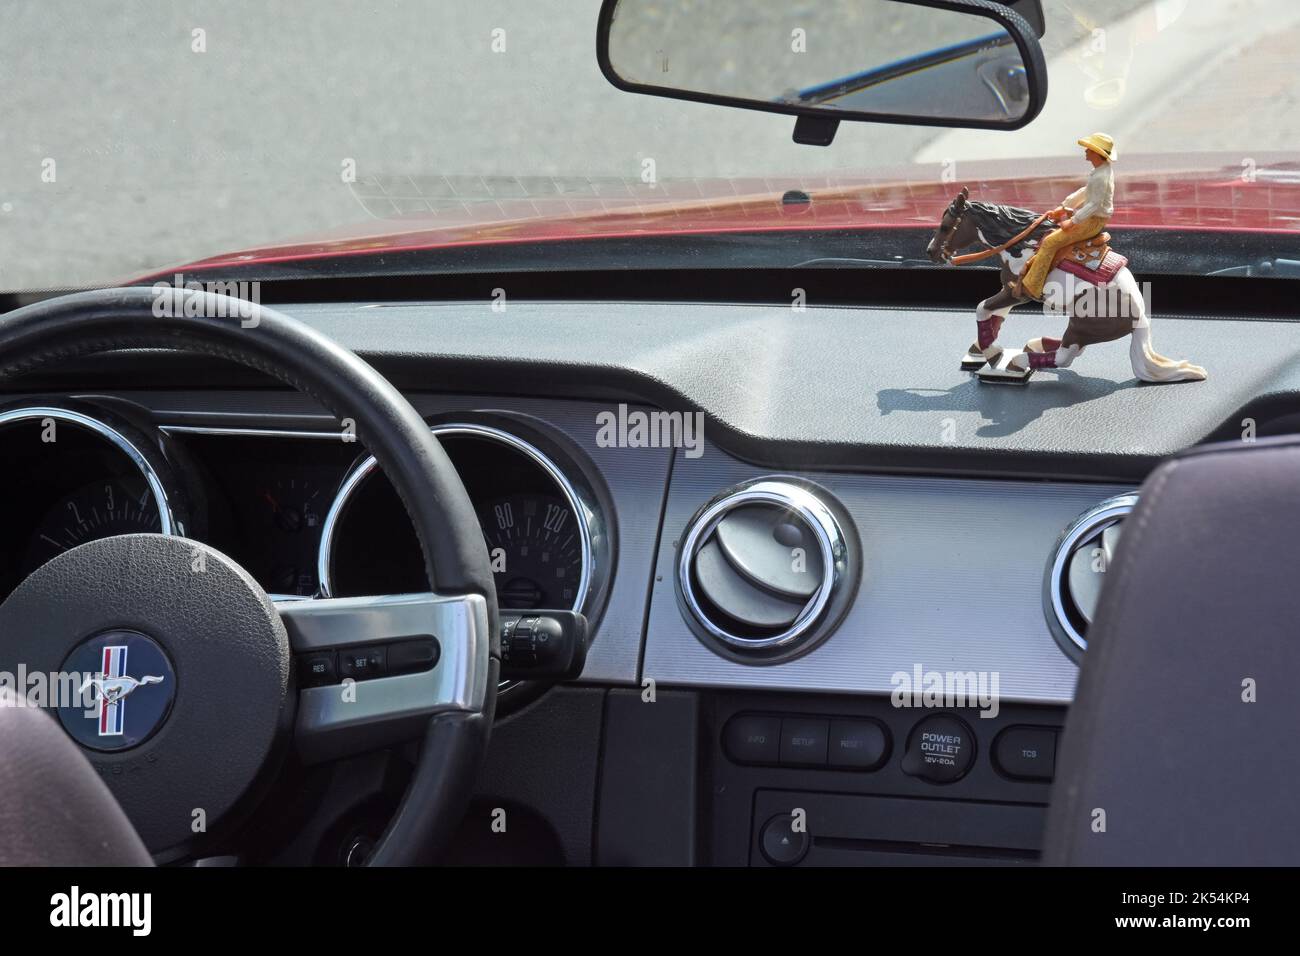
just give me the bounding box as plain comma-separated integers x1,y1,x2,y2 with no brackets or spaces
5,294,1297,866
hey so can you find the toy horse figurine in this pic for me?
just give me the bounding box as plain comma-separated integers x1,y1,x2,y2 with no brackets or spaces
925,138,1206,385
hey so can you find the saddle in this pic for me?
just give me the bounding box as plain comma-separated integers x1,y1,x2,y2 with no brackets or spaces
1012,232,1128,298
1051,232,1128,284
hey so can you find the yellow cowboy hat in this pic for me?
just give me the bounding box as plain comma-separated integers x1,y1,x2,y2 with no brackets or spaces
1077,132,1117,162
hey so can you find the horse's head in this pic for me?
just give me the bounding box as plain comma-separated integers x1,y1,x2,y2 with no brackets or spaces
926,186,976,264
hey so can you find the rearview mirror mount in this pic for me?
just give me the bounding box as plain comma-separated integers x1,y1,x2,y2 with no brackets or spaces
597,0,1048,146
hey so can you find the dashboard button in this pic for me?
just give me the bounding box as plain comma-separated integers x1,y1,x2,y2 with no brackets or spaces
828,718,889,770
993,726,1057,781
723,714,781,764
759,813,809,866
298,652,337,687
780,717,829,766
338,646,387,680
902,714,975,784
387,639,440,675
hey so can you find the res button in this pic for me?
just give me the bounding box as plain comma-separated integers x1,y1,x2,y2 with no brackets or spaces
298,652,337,687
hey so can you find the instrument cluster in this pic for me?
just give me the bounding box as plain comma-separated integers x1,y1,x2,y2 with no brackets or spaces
0,401,608,628
0,403,181,602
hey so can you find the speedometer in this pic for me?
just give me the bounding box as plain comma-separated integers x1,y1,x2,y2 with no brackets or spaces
321,425,602,617
480,494,583,609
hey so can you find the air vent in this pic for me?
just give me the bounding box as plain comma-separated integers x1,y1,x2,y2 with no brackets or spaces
677,479,857,658
1043,494,1139,659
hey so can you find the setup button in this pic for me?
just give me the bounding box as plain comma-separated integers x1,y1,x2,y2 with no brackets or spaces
779,717,829,766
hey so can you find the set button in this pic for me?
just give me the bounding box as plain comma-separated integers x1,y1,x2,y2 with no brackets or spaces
339,645,386,680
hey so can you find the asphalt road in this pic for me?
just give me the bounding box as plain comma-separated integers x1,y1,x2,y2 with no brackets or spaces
0,0,1288,292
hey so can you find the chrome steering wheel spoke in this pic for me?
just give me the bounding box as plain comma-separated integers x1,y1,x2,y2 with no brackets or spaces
276,593,491,764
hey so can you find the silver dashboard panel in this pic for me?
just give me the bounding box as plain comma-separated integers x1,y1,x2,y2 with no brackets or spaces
92,389,1129,703
643,440,1132,704
94,390,672,685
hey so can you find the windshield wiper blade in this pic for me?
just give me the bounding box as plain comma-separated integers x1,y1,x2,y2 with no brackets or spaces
1208,257,1300,278
793,257,936,269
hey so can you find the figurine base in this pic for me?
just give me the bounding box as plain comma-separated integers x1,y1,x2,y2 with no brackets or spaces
976,349,1034,385
960,345,988,371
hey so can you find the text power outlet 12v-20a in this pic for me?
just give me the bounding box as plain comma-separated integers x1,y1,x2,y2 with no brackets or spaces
498,610,588,680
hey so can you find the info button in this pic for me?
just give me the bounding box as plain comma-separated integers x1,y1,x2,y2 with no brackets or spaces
723,714,780,765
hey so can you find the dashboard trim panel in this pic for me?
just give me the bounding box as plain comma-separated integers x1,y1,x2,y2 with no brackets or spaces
645,441,1135,705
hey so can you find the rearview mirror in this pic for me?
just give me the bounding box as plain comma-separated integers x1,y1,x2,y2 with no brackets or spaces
597,0,1047,144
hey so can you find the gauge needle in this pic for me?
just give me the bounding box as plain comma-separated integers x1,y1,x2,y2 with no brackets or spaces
262,490,280,512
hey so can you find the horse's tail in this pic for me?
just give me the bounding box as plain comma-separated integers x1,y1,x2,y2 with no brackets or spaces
1130,324,1207,382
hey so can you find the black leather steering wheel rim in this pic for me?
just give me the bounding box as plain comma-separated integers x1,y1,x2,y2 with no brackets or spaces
0,286,500,866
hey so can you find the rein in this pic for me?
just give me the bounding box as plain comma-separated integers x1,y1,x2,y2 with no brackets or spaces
948,211,1050,265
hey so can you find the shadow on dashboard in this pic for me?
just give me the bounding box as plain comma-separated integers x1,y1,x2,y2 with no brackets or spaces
875,369,1136,438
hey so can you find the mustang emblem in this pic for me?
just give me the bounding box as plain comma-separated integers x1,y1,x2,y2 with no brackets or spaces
80,645,166,737
81,674,166,705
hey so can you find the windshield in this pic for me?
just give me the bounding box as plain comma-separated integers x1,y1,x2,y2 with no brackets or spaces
2,0,1297,290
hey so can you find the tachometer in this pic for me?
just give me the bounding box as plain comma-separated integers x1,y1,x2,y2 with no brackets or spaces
22,477,162,574
479,494,583,609
0,403,186,604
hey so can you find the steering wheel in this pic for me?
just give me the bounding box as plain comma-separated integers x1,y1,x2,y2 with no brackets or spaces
0,287,500,865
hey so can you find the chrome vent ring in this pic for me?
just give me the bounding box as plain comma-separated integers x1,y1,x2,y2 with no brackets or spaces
677,478,857,658
1044,493,1139,660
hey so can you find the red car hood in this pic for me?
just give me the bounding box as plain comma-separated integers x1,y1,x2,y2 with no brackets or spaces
148,154,1300,278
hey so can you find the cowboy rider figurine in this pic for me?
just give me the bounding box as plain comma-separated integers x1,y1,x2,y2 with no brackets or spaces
1018,132,1117,300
